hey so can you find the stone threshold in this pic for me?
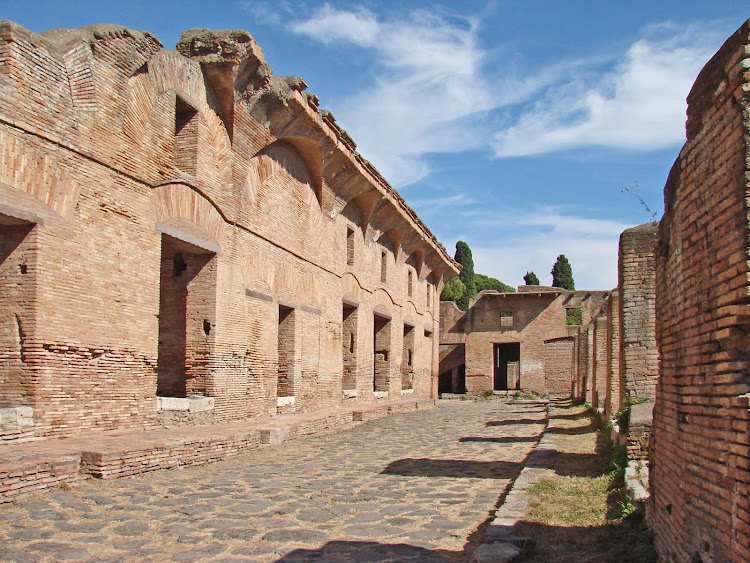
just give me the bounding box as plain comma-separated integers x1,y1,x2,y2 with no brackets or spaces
0,397,436,504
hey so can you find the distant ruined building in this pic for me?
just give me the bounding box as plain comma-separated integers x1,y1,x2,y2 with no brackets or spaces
0,21,459,444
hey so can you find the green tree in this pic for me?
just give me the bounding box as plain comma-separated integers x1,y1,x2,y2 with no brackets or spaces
454,241,476,310
523,271,540,285
440,276,465,303
475,273,514,293
551,254,575,290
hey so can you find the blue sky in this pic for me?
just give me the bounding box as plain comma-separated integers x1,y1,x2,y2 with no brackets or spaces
4,1,748,289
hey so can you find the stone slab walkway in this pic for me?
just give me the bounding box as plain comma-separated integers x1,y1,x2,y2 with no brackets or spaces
0,399,431,503
0,399,547,562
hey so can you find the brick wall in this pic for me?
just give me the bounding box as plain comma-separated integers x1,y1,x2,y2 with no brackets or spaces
618,222,659,402
0,22,458,440
649,18,750,562
440,289,610,396
605,290,620,417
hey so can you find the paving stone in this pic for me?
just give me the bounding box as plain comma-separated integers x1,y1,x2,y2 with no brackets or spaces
0,402,545,561
56,548,90,561
262,529,328,544
112,521,150,536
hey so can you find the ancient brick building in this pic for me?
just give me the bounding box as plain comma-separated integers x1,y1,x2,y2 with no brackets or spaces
0,22,458,442
649,19,750,562
439,286,610,396
618,222,659,406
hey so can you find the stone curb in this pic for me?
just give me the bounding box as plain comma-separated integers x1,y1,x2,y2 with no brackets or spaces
470,400,556,563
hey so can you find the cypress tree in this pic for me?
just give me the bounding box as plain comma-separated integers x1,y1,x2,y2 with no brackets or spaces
523,271,540,285
551,254,575,290
454,241,476,310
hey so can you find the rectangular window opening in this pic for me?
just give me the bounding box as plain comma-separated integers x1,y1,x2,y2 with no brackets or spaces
277,305,296,398
174,96,199,176
342,304,358,391
401,324,415,391
373,314,391,392
346,227,355,266
566,307,583,326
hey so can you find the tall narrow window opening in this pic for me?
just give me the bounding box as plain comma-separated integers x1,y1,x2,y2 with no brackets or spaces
277,305,296,398
174,96,198,176
342,304,358,391
346,227,355,266
401,324,415,390
380,250,387,283
408,270,413,297
373,314,391,392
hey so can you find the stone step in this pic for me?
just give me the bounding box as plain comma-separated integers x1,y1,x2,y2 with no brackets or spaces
0,397,435,504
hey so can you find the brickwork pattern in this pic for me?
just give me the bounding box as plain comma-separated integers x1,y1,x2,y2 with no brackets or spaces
0,22,458,440
605,290,620,417
618,222,659,402
649,19,750,563
439,289,609,396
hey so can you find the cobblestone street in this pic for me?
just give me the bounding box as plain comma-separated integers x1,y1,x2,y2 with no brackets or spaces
0,400,547,562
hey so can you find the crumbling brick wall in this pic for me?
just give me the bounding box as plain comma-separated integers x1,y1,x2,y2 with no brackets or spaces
604,290,620,417
440,289,609,396
618,222,659,403
0,22,458,439
649,18,750,562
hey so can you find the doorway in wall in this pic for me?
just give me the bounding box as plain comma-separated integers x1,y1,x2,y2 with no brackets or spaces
494,343,520,391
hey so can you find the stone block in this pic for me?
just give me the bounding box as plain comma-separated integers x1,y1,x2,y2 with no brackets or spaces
157,397,190,411
470,542,520,563
188,396,214,413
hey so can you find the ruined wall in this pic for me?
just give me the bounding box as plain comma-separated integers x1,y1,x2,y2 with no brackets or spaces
591,312,607,410
605,290,620,417
619,222,659,402
0,22,458,439
649,19,750,562
543,337,575,396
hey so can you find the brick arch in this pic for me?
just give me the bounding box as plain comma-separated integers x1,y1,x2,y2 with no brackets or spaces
123,51,232,188
241,250,325,309
341,272,364,304
373,288,396,316
0,131,80,225
152,183,225,247
245,140,325,246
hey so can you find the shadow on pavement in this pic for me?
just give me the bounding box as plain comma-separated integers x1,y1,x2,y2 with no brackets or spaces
381,458,521,479
459,435,542,444
485,418,544,426
275,540,460,562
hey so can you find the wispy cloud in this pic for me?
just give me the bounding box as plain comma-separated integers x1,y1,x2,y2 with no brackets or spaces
251,4,724,184
408,193,478,217
286,3,497,186
454,207,630,289
491,23,723,157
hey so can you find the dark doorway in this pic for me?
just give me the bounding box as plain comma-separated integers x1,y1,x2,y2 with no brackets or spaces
494,343,520,391
342,304,357,391
373,314,391,392
157,234,216,398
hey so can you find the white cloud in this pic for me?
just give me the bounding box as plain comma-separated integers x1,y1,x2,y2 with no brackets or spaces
491,24,722,157
292,4,379,46
291,5,496,186
408,193,478,216
464,208,630,289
